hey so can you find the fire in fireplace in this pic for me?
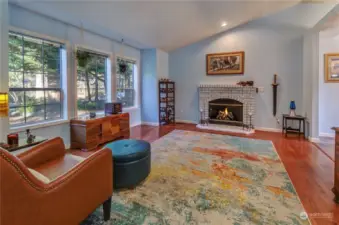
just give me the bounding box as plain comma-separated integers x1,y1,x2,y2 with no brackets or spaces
209,99,243,126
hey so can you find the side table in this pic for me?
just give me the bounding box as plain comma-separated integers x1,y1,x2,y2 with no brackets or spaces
0,136,47,152
282,114,306,138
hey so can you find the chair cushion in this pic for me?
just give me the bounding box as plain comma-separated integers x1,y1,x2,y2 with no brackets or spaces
28,168,51,184
31,153,85,181
104,139,151,163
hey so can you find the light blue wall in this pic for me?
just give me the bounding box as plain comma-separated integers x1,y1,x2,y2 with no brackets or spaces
141,49,158,123
8,4,142,145
169,21,304,129
141,49,169,124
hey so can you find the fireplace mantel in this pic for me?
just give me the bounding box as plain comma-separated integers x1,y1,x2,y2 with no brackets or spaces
198,84,256,126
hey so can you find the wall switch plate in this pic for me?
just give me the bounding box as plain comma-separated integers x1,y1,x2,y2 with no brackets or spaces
258,87,264,93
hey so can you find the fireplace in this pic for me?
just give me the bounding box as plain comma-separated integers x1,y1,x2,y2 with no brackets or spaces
209,99,243,126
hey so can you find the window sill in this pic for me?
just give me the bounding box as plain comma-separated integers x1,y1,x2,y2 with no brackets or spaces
10,119,70,133
123,106,140,112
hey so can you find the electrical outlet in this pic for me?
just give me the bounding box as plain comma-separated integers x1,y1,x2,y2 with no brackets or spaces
258,87,264,93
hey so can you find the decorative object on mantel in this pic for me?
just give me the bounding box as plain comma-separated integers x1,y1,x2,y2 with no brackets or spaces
159,81,175,125
332,127,339,204
0,92,8,117
324,53,339,83
206,51,245,75
236,80,254,86
272,74,279,116
25,129,36,144
289,101,296,117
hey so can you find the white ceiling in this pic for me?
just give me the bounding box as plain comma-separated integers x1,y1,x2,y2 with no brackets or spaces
10,0,338,51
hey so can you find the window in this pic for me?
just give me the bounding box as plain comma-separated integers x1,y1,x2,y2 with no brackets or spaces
116,57,136,108
76,49,107,116
8,32,63,126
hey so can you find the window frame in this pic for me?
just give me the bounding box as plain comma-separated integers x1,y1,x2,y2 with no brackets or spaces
8,28,68,129
74,45,112,118
115,56,138,109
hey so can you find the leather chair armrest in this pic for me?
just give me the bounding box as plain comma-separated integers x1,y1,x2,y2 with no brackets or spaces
18,137,66,168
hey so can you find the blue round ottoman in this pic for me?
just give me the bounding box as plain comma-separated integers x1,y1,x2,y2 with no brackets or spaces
104,139,151,189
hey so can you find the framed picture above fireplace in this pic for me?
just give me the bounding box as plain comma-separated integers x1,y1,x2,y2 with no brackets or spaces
324,53,339,83
206,51,245,75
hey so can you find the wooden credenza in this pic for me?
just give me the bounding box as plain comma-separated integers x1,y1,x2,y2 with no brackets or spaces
333,127,339,204
70,113,130,151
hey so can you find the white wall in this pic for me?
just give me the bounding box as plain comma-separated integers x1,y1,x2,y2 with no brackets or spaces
8,4,142,145
318,31,339,136
169,21,304,130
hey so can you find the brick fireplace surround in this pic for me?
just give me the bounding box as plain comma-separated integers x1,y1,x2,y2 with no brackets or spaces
198,84,257,126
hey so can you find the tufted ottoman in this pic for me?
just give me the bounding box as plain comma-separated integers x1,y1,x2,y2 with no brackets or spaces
104,139,151,189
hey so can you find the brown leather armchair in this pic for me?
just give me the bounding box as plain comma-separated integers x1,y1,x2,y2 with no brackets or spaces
0,137,113,225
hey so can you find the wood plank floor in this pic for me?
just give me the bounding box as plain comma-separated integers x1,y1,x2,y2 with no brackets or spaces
73,123,339,225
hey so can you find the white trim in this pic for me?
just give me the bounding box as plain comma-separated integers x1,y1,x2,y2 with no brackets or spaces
255,127,281,133
141,122,159,126
10,119,70,133
309,137,320,143
176,119,198,124
9,26,69,46
197,124,254,135
319,132,335,138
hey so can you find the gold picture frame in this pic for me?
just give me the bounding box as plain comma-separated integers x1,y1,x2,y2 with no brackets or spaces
206,51,245,75
324,53,339,83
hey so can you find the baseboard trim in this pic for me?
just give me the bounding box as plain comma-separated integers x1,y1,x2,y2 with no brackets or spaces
255,127,281,133
319,132,335,138
141,122,159,126
176,120,198,124
309,137,320,143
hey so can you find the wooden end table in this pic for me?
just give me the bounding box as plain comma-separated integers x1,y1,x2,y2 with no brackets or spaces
282,114,306,138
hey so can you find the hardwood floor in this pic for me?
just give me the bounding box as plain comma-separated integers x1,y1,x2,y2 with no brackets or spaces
72,123,339,225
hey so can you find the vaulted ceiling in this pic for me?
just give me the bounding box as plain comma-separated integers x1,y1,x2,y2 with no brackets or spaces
9,0,338,51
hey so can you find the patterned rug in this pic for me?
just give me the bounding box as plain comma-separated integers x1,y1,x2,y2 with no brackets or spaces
82,130,310,225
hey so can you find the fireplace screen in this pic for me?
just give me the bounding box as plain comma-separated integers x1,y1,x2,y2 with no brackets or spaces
209,99,243,126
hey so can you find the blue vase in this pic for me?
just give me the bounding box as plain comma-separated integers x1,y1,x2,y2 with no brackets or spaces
290,101,296,110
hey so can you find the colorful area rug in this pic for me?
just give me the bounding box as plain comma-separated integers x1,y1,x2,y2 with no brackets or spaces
82,130,310,225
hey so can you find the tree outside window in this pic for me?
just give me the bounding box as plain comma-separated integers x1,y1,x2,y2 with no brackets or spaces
76,49,107,116
116,57,135,108
8,32,63,126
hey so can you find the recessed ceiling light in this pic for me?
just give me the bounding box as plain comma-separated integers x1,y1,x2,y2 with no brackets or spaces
221,22,227,27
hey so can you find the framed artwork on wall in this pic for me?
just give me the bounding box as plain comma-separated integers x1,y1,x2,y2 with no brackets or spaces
206,51,245,75
324,53,339,83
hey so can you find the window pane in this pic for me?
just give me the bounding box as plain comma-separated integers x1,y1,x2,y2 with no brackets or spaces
8,32,63,126
9,72,23,88
43,44,59,59
44,59,59,74
24,73,44,88
45,91,60,104
9,53,23,71
24,55,42,73
25,91,44,105
9,91,24,107
9,34,22,54
26,105,44,123
44,73,61,88
24,37,42,57
77,50,107,115
46,104,61,120
116,58,135,108
9,107,25,125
